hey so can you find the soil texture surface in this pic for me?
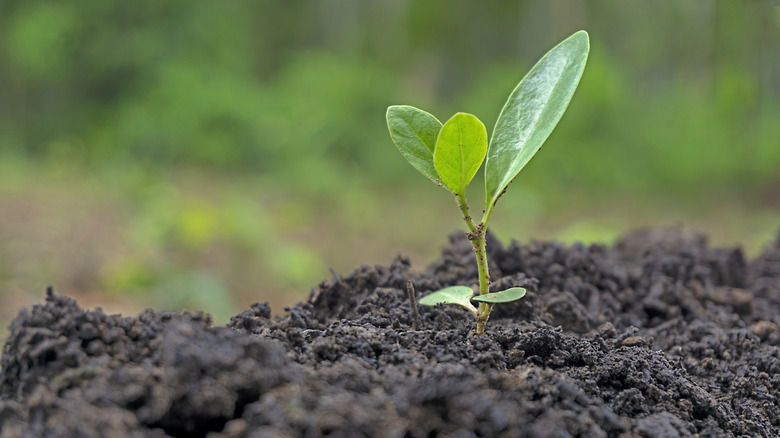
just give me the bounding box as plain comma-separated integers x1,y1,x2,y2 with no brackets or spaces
2,228,780,437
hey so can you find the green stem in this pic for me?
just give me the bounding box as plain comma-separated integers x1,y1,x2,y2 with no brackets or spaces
482,197,496,231
454,192,492,335
454,192,477,234
473,224,490,296
473,226,492,335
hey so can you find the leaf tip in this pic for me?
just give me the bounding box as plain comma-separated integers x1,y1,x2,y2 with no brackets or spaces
386,105,399,118
570,30,590,51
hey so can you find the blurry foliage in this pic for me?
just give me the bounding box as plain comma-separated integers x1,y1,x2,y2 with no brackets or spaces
1,1,780,324
98,172,328,313
1,1,778,199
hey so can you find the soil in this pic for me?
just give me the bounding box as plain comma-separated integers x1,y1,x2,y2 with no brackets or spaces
2,228,780,437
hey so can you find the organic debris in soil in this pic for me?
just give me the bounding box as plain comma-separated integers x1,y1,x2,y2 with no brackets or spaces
2,228,780,437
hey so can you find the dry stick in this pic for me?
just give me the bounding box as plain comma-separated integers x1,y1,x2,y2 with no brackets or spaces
329,267,342,284
406,280,420,330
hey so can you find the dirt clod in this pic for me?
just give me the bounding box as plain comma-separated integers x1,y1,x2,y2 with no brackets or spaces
3,228,780,436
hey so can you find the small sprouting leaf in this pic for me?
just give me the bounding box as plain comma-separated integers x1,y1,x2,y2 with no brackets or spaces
472,287,527,304
418,285,478,315
433,113,487,195
485,30,589,216
386,105,444,186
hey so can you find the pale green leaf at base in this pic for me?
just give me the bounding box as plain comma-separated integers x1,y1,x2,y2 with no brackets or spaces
386,105,444,186
485,30,589,218
418,285,478,315
472,287,527,303
433,113,487,195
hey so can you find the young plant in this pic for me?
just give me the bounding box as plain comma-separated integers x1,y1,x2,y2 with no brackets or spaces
386,31,590,335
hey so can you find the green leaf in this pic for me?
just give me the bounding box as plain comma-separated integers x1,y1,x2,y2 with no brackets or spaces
433,113,487,195
485,30,590,216
472,287,527,303
418,285,478,315
386,105,444,186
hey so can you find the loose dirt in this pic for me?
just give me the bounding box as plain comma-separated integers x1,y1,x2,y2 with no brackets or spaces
2,228,780,437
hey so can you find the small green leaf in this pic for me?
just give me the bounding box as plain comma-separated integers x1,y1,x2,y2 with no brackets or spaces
485,30,589,216
472,287,527,304
433,113,487,195
386,105,443,186
418,285,478,315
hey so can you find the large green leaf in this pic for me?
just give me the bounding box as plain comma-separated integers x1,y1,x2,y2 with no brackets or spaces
485,30,589,216
386,105,443,186
418,285,478,315
433,113,487,195
472,287,526,303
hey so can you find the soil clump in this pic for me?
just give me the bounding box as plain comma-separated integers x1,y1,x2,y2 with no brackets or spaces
2,228,780,437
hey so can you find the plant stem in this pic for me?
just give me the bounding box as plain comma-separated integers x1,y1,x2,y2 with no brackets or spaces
473,226,492,335
454,193,492,335
454,193,477,234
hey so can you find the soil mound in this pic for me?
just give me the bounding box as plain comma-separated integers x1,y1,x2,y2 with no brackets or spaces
2,228,780,437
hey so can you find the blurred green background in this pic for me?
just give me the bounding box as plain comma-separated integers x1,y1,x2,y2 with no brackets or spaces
2,1,780,336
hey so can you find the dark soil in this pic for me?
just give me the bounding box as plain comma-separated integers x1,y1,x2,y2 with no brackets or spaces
3,228,780,437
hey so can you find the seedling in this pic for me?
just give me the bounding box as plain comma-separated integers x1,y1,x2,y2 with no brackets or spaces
387,31,589,335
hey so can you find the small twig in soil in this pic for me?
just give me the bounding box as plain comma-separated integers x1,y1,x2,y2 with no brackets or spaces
406,280,420,331
329,267,342,284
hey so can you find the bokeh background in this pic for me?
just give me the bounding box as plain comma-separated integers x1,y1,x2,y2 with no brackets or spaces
2,1,780,339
